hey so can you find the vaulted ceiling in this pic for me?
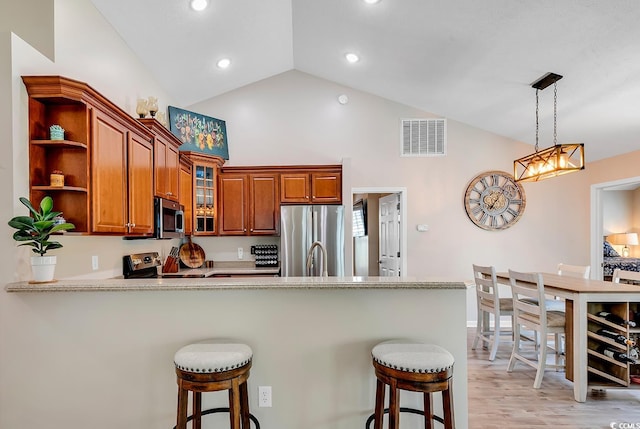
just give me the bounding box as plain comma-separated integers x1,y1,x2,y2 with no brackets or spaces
90,0,640,162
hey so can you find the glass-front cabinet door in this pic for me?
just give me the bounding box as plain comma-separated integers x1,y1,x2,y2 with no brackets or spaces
182,152,224,236
194,164,215,233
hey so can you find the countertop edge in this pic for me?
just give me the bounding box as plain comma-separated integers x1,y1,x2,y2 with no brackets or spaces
4,277,469,292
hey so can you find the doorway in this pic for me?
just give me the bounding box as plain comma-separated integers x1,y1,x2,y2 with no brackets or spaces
591,176,640,279
352,187,407,277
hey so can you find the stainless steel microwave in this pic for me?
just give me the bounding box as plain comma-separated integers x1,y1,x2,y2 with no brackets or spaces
154,197,184,239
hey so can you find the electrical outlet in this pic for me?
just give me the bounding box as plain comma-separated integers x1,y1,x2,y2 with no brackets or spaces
92,255,99,270
258,386,272,407
237,247,244,260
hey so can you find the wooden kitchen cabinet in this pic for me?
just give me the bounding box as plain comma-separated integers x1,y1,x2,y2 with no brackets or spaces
280,167,342,204
249,174,280,235
140,118,180,202
181,151,224,236
179,157,193,235
217,170,280,236
23,75,155,236
218,173,248,235
91,108,154,235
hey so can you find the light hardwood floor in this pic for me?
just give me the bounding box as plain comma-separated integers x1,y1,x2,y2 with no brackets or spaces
467,328,640,428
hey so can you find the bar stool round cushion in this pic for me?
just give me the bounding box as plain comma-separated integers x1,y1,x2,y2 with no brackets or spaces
372,340,454,373
174,341,252,373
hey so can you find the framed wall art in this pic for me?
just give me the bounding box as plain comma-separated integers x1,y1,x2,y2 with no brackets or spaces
168,106,229,159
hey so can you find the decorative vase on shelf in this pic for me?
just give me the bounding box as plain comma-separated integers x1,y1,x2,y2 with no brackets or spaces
50,125,65,140
136,98,149,118
50,170,64,187
147,96,158,117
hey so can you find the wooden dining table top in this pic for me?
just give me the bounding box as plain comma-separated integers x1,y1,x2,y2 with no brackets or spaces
495,272,640,294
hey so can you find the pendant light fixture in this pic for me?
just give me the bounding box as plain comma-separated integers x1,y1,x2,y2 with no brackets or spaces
513,72,584,182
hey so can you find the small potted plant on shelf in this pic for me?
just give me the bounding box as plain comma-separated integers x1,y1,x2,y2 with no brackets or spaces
8,196,75,282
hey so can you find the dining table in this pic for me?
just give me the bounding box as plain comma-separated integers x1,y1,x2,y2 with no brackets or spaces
495,272,640,402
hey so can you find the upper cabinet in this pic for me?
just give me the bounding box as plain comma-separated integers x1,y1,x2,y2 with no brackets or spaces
179,156,193,235
181,151,224,236
140,118,180,202
280,166,342,204
217,168,280,236
91,108,154,235
23,75,155,237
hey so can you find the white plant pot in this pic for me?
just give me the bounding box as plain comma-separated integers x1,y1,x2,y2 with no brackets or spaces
31,255,57,282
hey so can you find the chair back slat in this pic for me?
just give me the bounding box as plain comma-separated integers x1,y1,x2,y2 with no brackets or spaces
508,270,546,330
557,263,590,279
473,264,500,313
612,268,640,284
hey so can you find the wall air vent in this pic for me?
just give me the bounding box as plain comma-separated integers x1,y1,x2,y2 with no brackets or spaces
401,118,446,157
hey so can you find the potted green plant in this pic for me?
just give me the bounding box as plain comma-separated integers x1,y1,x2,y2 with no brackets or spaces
8,196,75,282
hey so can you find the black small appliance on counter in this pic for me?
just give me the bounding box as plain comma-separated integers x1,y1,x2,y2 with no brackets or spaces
123,252,162,278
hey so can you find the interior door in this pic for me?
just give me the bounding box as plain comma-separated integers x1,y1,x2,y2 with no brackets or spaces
379,193,401,276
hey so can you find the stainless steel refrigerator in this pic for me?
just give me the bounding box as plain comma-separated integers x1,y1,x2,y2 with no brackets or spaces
280,205,344,276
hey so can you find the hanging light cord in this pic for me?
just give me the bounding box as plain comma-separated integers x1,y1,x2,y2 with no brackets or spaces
535,89,539,152
553,81,558,146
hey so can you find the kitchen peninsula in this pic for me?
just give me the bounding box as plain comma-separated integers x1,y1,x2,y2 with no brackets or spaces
5,276,469,429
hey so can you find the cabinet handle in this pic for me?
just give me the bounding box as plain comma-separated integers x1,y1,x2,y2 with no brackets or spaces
167,192,173,196
130,223,136,228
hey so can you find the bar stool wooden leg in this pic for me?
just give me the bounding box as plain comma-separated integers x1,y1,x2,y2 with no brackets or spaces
373,379,385,429
443,380,455,429
389,379,399,429
176,383,188,429
193,391,202,429
240,380,250,429
424,392,433,429
229,377,241,429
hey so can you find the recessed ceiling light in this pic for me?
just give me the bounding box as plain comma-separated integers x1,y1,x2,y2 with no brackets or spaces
217,58,231,69
190,0,208,11
338,94,349,105
345,53,360,63
363,0,381,4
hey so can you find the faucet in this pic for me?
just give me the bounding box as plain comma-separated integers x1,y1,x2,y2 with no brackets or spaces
306,241,328,277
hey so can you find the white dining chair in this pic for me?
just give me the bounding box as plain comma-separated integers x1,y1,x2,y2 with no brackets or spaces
471,264,513,361
507,269,565,389
612,268,640,284
557,263,590,279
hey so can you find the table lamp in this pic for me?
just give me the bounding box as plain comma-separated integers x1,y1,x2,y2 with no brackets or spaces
608,232,639,257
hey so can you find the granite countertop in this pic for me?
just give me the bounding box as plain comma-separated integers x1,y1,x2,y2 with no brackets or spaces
5,276,469,292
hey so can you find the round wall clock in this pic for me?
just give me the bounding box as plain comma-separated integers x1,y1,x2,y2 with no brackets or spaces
464,170,526,231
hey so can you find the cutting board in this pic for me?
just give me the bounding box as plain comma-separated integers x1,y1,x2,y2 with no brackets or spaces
179,236,205,268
